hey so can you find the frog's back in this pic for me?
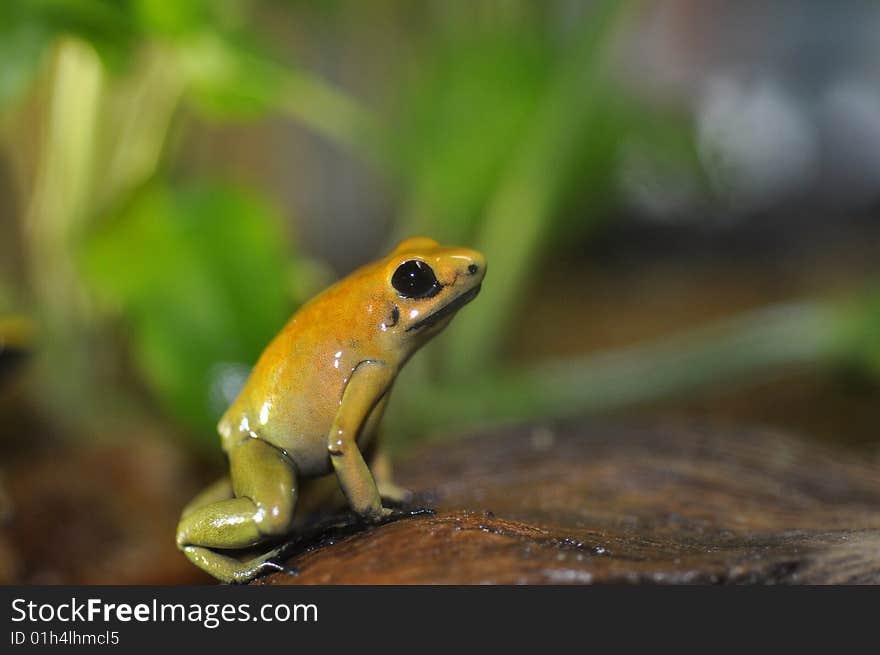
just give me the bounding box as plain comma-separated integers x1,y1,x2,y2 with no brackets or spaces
217,276,381,470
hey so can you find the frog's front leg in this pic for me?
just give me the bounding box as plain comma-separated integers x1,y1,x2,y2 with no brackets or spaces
176,437,298,583
329,360,396,520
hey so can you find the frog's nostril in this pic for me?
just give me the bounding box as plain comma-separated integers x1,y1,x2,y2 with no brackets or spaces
467,264,479,275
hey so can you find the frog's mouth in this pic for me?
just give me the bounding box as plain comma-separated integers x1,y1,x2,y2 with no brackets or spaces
406,284,482,332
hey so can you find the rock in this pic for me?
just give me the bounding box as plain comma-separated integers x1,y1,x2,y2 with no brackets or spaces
256,420,880,584
1,435,213,584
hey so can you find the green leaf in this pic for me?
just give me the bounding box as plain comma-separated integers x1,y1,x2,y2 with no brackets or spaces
132,0,213,38
0,20,52,108
391,27,552,242
0,0,139,73
82,182,297,439
180,32,284,120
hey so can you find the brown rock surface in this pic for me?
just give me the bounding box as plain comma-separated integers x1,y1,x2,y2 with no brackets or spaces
1,435,213,584
257,420,880,584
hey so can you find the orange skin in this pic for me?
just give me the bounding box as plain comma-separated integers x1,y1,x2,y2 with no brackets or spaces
177,237,486,582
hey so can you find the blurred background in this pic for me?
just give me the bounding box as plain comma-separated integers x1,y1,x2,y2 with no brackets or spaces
2,0,880,583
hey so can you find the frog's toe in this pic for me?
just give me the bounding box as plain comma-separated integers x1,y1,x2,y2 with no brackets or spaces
274,561,300,577
377,481,414,506
358,505,395,524
239,544,299,581
254,559,297,577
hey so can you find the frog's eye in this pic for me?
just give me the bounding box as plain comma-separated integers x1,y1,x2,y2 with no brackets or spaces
391,260,440,298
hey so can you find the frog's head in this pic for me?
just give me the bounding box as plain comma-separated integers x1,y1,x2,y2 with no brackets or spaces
376,236,485,350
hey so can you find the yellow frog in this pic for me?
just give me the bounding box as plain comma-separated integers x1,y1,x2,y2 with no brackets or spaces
176,237,486,582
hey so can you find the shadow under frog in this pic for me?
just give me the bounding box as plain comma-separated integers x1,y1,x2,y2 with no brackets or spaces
176,237,486,583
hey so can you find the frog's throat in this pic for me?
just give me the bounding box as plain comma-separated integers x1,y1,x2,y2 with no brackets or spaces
405,284,481,332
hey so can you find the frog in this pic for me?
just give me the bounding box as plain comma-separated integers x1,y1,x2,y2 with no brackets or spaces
176,236,486,583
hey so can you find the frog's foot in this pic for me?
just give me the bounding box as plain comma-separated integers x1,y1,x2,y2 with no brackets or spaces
183,544,297,584
238,544,299,580
359,503,436,526
376,480,413,506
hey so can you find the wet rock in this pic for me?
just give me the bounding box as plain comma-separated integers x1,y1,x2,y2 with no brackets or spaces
257,420,880,584
1,435,213,584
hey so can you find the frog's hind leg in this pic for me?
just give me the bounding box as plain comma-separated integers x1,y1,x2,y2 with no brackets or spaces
181,543,292,584
180,476,233,519
176,438,298,583
369,446,413,505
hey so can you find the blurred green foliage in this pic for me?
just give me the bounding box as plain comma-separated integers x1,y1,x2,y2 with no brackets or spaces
82,183,297,437
6,0,871,451
3,0,660,445
1,0,200,106
0,0,370,440
391,26,553,241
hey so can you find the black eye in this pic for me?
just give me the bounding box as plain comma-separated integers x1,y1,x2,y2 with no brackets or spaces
391,260,440,298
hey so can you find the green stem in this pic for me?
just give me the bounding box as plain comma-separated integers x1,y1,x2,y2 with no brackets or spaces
392,300,848,442
97,46,185,214
443,0,632,377
275,65,383,166
24,38,103,423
